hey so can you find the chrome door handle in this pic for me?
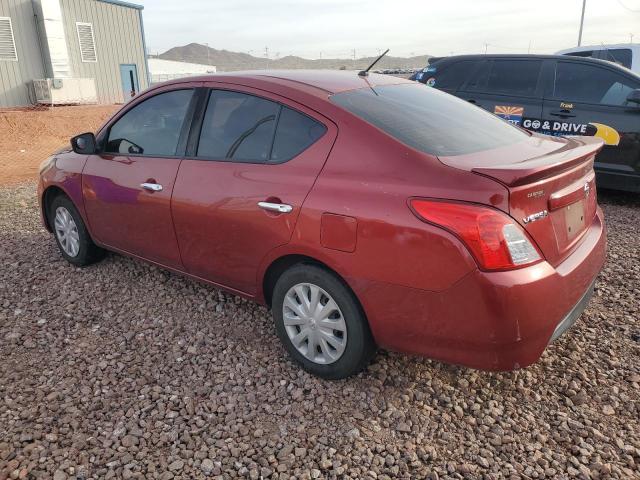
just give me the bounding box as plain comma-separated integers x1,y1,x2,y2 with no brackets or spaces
258,201,293,213
140,182,163,192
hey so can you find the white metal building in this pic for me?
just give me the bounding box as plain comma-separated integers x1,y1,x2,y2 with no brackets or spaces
148,58,216,84
0,0,149,107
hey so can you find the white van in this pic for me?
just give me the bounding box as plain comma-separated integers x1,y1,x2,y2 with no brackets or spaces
555,44,640,74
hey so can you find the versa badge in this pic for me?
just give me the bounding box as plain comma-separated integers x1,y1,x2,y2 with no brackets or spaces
523,210,549,224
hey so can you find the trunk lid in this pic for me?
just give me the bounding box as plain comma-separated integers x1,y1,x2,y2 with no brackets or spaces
439,134,604,266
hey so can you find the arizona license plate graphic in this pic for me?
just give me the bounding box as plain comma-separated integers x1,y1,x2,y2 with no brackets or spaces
494,106,524,125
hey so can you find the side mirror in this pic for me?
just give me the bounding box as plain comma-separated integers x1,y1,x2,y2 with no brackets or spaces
627,89,640,106
71,132,97,154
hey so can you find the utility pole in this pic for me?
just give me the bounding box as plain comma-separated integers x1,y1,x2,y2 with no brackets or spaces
205,42,210,65
577,0,586,46
483,43,488,54
264,46,269,69
527,40,532,54
631,33,634,43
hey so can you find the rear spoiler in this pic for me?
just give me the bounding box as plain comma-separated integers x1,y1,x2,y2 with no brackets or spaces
471,137,604,187
427,56,445,65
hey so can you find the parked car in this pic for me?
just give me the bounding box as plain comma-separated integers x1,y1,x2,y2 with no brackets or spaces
556,43,640,74
411,54,640,192
39,71,606,379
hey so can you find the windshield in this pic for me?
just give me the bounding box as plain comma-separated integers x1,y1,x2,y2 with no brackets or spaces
330,83,529,156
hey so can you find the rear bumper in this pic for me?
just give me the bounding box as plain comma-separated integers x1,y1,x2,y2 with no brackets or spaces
355,207,606,371
549,278,595,343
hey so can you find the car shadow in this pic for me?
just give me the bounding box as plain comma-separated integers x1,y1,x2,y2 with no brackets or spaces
598,188,640,208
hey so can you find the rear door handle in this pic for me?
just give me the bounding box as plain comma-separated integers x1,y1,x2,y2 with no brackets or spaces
258,201,293,213
549,110,576,118
140,182,163,192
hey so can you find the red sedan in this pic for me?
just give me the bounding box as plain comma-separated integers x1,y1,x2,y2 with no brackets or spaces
38,71,606,379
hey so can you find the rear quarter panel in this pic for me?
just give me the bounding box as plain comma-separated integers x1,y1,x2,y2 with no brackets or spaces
262,114,512,343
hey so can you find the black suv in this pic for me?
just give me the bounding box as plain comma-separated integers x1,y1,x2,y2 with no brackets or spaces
411,54,640,192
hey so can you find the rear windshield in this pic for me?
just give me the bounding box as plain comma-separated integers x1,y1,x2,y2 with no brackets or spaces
330,83,529,156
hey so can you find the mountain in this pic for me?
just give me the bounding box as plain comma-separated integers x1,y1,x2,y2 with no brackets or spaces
157,43,431,71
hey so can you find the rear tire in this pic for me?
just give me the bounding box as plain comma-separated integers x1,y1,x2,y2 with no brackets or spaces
49,194,105,267
272,264,376,379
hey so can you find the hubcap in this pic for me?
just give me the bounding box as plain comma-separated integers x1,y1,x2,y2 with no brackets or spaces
54,207,80,257
282,283,347,364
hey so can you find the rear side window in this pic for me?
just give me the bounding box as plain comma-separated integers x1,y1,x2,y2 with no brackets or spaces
553,62,640,106
564,50,595,59
106,89,193,156
331,83,529,157
599,49,632,69
431,61,476,90
484,60,542,96
197,90,279,161
270,107,326,163
197,90,326,163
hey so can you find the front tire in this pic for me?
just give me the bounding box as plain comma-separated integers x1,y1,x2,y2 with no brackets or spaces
49,195,105,266
272,264,376,379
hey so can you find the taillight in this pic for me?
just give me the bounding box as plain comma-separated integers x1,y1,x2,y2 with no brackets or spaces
410,199,542,271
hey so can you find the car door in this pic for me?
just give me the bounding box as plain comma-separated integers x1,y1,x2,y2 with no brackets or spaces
457,58,545,127
538,60,640,179
171,85,337,295
82,86,199,269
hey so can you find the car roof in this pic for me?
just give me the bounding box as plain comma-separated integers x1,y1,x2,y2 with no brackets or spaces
556,43,639,54
431,53,616,63
159,70,412,96
430,53,639,75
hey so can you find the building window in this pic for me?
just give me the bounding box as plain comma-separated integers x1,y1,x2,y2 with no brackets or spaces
0,17,18,61
76,22,97,63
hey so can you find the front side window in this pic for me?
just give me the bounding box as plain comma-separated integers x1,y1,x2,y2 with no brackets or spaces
553,62,640,106
331,83,529,157
105,89,193,156
484,60,542,96
196,90,327,163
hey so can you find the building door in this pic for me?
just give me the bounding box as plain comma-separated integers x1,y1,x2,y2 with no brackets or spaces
119,64,139,102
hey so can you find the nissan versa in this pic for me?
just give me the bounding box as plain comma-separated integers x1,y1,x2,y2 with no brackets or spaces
38,71,606,379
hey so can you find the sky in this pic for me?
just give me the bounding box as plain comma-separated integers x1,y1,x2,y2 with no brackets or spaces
139,0,640,59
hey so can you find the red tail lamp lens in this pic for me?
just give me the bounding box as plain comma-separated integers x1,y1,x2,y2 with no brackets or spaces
410,199,542,271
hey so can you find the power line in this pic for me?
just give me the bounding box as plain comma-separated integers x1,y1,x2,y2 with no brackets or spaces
616,0,640,12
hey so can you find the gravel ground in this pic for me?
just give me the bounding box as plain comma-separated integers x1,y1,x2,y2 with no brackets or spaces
0,182,639,480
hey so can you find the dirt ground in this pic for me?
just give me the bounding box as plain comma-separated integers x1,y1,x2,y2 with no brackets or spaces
0,105,119,185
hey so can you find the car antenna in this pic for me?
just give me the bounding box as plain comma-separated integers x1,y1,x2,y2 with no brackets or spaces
358,49,390,77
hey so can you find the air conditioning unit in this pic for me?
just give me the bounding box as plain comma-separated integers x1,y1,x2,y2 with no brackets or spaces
32,78,98,105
